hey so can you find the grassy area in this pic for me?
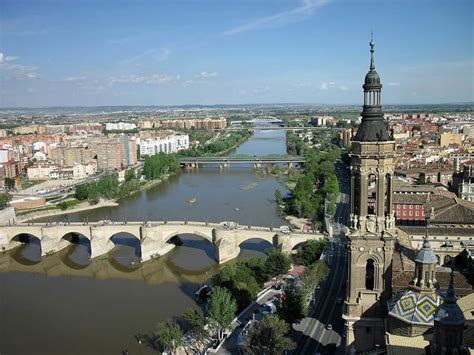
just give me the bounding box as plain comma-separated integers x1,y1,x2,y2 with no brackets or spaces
21,180,46,190
16,205,58,216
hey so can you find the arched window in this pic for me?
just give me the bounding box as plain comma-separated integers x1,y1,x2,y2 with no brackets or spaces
353,173,361,215
365,259,375,290
385,173,392,214
367,174,376,215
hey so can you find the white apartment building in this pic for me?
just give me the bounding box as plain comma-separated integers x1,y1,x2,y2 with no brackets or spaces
27,163,58,180
105,122,137,131
139,134,189,158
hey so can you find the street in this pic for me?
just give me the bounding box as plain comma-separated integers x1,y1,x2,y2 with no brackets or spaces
293,162,350,354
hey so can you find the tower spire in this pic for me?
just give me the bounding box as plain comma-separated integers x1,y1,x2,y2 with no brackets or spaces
369,32,375,70
445,269,457,303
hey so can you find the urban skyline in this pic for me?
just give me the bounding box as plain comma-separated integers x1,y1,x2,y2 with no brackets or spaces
1,0,473,107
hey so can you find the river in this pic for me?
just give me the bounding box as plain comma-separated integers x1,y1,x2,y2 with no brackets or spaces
0,129,290,354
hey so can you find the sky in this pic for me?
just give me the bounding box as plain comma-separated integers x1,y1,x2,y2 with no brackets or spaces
0,0,473,107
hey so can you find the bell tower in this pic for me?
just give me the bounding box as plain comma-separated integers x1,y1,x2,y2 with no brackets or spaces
343,36,397,352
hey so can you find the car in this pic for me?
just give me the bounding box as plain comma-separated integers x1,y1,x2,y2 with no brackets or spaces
326,324,332,330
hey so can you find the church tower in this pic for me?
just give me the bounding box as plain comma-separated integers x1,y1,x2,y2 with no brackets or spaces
343,37,397,352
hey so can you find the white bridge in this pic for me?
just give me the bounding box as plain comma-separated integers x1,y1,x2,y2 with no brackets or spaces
0,221,325,264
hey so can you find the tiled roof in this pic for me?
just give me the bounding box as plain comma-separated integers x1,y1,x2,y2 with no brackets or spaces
398,225,474,237
388,289,440,325
426,197,474,224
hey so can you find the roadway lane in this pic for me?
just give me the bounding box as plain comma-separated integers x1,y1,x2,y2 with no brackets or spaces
294,162,350,354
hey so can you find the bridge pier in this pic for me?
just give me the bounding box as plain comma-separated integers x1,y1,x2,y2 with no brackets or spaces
90,235,115,259
213,229,241,264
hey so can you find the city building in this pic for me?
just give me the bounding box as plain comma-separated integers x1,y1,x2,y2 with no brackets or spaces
138,134,189,158
454,162,474,202
27,163,58,180
105,122,137,131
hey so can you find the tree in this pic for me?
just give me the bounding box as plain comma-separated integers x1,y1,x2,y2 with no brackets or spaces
244,315,296,354
274,189,283,205
263,248,292,278
154,321,183,354
207,287,237,341
0,193,11,209
276,283,307,325
300,261,330,302
125,168,136,182
4,178,15,190
417,172,426,185
297,240,328,266
182,308,209,354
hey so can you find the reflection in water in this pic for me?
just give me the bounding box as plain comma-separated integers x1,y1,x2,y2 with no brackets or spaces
110,233,142,266
10,235,42,265
1,130,289,354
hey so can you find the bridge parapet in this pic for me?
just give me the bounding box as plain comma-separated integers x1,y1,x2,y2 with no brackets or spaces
0,221,326,264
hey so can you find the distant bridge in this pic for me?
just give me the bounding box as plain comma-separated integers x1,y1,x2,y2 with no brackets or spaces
179,155,305,168
0,220,325,264
222,126,344,131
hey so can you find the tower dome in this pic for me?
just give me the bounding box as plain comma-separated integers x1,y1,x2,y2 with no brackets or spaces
353,36,391,142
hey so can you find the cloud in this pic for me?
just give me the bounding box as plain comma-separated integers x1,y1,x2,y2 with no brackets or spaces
119,48,171,65
0,53,19,63
388,82,400,86
320,82,348,91
62,76,87,82
108,74,175,85
222,0,331,35
182,80,208,87
198,71,218,78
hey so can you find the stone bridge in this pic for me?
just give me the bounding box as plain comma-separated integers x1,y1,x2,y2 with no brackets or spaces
0,221,325,264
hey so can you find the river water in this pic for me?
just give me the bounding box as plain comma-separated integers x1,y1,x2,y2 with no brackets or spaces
0,130,291,355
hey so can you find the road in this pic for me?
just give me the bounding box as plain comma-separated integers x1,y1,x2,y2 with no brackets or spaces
293,162,350,355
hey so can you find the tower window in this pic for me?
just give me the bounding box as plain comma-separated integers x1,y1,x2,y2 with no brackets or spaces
365,259,375,290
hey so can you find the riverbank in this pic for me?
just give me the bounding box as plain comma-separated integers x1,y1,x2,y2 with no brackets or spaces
18,199,119,222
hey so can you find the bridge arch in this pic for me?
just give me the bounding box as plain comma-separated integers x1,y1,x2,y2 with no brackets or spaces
162,229,215,245
8,233,43,264
58,232,91,252
109,232,142,260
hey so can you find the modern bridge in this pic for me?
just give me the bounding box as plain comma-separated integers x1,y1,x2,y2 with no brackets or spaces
180,155,305,168
221,126,344,131
0,220,325,264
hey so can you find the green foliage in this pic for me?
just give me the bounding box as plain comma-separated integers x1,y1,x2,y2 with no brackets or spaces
244,314,296,354
56,199,81,211
207,287,237,341
143,152,180,180
0,192,11,209
263,248,292,278
297,240,328,266
178,129,252,157
125,168,136,182
75,174,142,202
274,189,283,205
417,172,426,185
276,283,307,325
300,261,330,300
182,308,209,353
284,134,341,223
154,321,183,354
212,257,267,311
286,131,305,155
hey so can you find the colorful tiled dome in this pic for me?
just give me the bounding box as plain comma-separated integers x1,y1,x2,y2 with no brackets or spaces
388,289,441,325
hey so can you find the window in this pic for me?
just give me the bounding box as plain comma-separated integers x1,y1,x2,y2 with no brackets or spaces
409,211,413,216
409,205,413,209
365,259,375,290
424,271,429,286
403,211,407,216
415,211,419,216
